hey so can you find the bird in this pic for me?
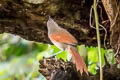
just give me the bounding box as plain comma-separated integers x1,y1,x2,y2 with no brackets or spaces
47,16,88,75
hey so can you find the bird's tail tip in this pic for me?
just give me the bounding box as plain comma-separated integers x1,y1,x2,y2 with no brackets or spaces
68,46,88,75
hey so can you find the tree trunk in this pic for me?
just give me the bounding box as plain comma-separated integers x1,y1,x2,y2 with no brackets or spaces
102,0,120,62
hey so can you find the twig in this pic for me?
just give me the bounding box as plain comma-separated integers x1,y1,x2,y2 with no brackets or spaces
93,0,103,80
89,6,107,49
114,44,120,64
114,44,120,58
99,24,107,49
89,6,102,30
110,10,119,30
98,5,104,21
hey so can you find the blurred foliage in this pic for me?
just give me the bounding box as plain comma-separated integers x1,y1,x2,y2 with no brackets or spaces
0,33,115,80
23,0,45,4
87,46,106,74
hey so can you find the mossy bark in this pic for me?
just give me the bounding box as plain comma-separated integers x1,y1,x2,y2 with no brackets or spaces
0,0,101,46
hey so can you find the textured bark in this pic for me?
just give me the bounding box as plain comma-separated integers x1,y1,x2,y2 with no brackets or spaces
39,57,89,80
0,0,103,46
102,0,120,62
39,57,120,80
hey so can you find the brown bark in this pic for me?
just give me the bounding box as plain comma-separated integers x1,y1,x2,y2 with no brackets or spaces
0,0,105,46
39,57,120,80
102,0,120,62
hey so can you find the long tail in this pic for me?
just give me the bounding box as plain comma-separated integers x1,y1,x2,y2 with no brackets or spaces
68,46,88,75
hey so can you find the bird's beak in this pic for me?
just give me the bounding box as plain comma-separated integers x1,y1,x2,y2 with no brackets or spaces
48,16,51,21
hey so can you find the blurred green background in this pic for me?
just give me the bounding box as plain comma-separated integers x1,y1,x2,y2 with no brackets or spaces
0,33,115,80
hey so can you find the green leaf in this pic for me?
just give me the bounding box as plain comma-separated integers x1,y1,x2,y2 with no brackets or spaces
105,49,115,65
87,46,106,74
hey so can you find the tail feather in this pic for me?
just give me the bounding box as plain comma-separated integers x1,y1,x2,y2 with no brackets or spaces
68,46,88,75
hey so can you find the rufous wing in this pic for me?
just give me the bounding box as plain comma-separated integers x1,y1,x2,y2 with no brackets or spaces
50,31,78,45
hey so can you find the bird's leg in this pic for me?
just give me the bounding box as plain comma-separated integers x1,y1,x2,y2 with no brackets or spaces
51,50,63,60
70,57,73,62
52,50,63,57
